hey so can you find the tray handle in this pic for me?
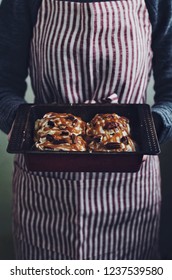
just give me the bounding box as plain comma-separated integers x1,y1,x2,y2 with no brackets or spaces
140,105,161,154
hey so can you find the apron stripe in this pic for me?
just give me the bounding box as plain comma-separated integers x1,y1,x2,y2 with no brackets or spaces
108,2,119,101
120,0,134,103
96,2,108,101
73,5,84,103
122,173,132,259
41,0,53,102
124,173,136,259
137,162,148,258
66,4,80,103
132,3,152,104
92,3,102,100
103,2,115,100
115,1,127,99
49,1,63,102
124,0,138,103
59,2,70,102
138,158,153,258
44,0,59,102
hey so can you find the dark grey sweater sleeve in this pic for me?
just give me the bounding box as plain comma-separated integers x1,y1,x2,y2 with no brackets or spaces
148,0,172,144
0,0,32,134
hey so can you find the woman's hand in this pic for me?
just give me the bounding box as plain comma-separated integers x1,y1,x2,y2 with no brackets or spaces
142,155,148,162
152,112,163,141
142,112,163,163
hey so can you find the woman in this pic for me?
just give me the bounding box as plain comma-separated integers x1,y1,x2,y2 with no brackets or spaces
0,0,172,260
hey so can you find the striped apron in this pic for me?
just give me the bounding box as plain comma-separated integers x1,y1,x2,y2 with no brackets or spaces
13,0,161,259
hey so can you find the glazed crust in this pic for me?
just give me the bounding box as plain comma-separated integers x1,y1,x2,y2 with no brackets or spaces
34,112,135,152
86,113,135,152
34,112,87,151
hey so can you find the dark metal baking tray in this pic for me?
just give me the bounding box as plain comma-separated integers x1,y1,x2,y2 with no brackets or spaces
7,103,160,172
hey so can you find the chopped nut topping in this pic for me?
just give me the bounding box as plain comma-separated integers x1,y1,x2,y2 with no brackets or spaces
46,134,54,142
105,142,121,150
60,131,69,136
71,134,76,144
104,122,119,130
58,124,67,130
93,136,101,143
121,136,129,145
47,120,55,127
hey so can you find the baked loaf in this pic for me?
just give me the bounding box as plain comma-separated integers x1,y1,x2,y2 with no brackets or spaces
86,113,135,152
34,112,87,151
34,112,135,152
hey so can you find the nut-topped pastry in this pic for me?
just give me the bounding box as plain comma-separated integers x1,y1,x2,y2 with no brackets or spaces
34,112,135,152
34,112,87,151
86,113,135,152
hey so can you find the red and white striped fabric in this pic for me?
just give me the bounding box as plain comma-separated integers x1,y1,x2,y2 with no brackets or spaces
13,0,161,259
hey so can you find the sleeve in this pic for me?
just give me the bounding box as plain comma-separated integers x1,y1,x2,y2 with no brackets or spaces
149,0,172,144
0,0,33,134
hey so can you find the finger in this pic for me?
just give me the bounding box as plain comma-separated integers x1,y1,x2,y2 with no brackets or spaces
142,155,148,162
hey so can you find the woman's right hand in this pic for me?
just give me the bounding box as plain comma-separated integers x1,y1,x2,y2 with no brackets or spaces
152,112,163,141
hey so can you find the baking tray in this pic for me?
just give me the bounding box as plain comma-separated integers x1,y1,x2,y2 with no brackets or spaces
7,103,160,172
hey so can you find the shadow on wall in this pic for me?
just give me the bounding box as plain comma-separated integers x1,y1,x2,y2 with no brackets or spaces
0,132,15,259
0,77,172,259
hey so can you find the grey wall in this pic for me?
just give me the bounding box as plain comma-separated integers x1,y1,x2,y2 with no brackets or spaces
0,77,172,259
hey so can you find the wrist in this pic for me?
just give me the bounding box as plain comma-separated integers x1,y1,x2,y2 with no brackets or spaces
152,112,163,140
